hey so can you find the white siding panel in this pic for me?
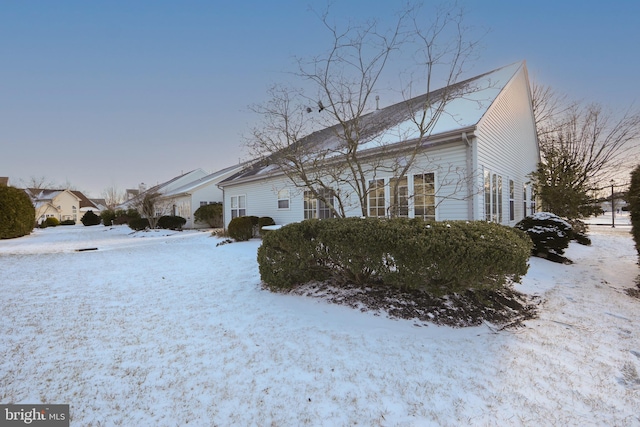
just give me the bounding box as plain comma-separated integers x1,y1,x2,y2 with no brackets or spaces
475,67,539,224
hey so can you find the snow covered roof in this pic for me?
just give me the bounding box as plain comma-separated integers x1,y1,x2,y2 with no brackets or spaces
220,62,524,186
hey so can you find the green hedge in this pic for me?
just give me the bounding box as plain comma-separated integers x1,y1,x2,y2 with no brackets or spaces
157,215,186,230
0,186,35,239
194,203,223,228
258,218,532,296
228,216,254,241
81,210,101,226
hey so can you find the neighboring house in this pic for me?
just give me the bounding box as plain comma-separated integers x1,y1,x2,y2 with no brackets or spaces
0,177,8,187
118,166,247,228
218,61,540,228
158,163,251,228
25,188,97,224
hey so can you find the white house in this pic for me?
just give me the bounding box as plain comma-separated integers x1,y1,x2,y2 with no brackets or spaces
119,165,249,228
218,62,539,229
158,163,250,228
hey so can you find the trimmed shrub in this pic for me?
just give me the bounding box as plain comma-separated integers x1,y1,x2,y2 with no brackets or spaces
194,203,223,228
128,217,150,231
228,216,254,241
0,186,35,239
157,215,186,230
114,209,141,226
515,212,572,261
629,164,640,256
45,217,60,227
60,219,76,226
101,209,116,226
81,210,101,226
258,218,532,296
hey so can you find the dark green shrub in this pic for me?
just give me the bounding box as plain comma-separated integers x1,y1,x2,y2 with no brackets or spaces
194,203,223,228
60,219,76,226
128,217,150,231
566,219,591,246
0,186,35,239
257,219,328,289
81,210,101,226
515,212,572,261
114,208,141,225
629,165,640,257
157,215,186,230
45,217,60,227
228,216,254,241
100,209,116,226
258,218,531,296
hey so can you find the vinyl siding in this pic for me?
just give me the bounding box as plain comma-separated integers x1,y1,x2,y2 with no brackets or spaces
475,67,539,224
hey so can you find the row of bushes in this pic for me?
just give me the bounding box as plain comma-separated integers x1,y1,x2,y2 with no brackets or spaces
257,218,532,296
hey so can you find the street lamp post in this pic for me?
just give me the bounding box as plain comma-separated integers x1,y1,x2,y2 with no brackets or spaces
610,180,615,228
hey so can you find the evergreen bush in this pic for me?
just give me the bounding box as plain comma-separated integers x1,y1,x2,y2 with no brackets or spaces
258,218,531,296
0,186,35,239
60,219,76,226
629,164,640,256
128,217,150,231
45,217,60,227
228,216,254,241
194,203,223,228
515,212,572,262
81,210,101,226
100,209,116,226
157,215,186,230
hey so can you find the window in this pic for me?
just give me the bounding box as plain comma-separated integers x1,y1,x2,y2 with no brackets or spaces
389,176,409,217
413,173,435,220
484,168,503,223
523,184,528,216
230,195,246,219
277,189,290,209
304,189,335,219
509,179,515,221
484,170,491,221
200,201,208,207
368,179,385,217
530,188,536,214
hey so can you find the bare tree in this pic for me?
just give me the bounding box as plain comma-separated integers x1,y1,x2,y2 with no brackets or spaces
102,185,125,210
530,86,640,217
132,191,177,229
21,176,57,191
246,2,481,217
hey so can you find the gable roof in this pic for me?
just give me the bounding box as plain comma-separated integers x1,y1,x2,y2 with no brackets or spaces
220,61,525,186
161,162,251,198
70,190,100,210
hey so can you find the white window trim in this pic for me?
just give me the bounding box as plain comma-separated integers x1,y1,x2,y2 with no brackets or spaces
277,188,290,210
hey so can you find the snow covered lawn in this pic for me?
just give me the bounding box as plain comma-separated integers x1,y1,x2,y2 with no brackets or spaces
1,223,639,426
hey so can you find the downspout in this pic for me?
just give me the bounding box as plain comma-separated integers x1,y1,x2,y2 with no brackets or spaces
462,132,475,220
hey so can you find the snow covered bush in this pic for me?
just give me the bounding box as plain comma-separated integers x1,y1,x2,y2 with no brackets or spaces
0,185,35,239
258,218,532,296
515,212,573,262
81,210,101,226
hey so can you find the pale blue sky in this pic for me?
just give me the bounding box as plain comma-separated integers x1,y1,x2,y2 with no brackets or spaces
1,1,638,197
